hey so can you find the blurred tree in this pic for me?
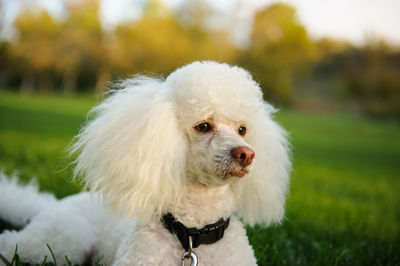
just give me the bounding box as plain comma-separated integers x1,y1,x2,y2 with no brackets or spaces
176,0,236,64
315,38,352,59
7,0,235,93
12,9,60,92
344,44,400,118
314,40,400,118
237,3,315,104
0,41,10,88
3,0,399,119
55,0,105,93
109,0,191,76
109,0,235,78
177,0,214,29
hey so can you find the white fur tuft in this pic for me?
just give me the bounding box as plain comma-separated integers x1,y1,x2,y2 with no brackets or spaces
0,172,57,227
71,77,188,222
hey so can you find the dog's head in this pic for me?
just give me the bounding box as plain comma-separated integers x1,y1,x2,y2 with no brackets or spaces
72,61,290,226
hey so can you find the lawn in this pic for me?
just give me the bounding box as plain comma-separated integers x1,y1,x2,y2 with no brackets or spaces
0,91,399,265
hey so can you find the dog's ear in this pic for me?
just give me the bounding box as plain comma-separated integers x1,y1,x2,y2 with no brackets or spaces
71,77,187,222
233,103,291,226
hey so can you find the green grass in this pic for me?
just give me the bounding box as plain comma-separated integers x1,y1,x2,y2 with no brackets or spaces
247,110,400,265
1,91,399,265
0,92,97,197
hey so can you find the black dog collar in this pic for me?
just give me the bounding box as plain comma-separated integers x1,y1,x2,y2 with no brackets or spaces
161,213,230,251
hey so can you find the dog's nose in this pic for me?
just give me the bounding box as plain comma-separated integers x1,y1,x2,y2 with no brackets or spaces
231,146,255,167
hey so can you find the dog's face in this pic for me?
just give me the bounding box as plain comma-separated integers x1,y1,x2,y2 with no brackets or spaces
166,61,263,187
184,117,255,186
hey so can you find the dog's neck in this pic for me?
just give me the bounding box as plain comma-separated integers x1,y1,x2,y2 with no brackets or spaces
167,184,235,228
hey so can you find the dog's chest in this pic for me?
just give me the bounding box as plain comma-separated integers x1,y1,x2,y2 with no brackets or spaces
117,218,257,266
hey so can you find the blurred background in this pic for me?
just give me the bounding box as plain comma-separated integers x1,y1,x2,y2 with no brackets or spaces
0,0,399,115
0,0,399,265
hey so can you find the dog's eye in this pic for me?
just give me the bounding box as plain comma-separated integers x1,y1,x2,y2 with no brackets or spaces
194,122,212,133
238,126,246,136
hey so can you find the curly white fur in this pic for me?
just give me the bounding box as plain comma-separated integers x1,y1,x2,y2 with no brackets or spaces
0,61,290,265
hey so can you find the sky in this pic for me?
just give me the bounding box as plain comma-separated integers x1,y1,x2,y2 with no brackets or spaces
279,0,400,45
209,0,400,46
1,0,399,46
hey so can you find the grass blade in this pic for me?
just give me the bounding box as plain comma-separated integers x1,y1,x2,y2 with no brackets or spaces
41,255,48,266
0,252,12,266
46,244,57,266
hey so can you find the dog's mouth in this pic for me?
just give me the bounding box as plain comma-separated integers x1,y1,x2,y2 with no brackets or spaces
225,168,248,178
215,155,251,180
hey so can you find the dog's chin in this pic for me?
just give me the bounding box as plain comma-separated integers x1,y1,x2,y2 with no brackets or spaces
187,164,250,187
189,171,247,187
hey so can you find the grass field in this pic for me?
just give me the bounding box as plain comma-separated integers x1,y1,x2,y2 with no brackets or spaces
0,91,399,265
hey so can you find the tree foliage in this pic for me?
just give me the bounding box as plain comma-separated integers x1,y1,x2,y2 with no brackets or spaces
0,1,399,118
12,10,60,92
238,4,316,104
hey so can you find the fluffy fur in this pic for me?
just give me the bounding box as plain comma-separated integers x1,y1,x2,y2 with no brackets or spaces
0,61,290,265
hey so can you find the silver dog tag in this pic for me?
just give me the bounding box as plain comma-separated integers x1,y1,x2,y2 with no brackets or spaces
181,251,198,266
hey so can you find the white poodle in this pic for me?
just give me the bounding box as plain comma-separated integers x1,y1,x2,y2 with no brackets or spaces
0,61,290,266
